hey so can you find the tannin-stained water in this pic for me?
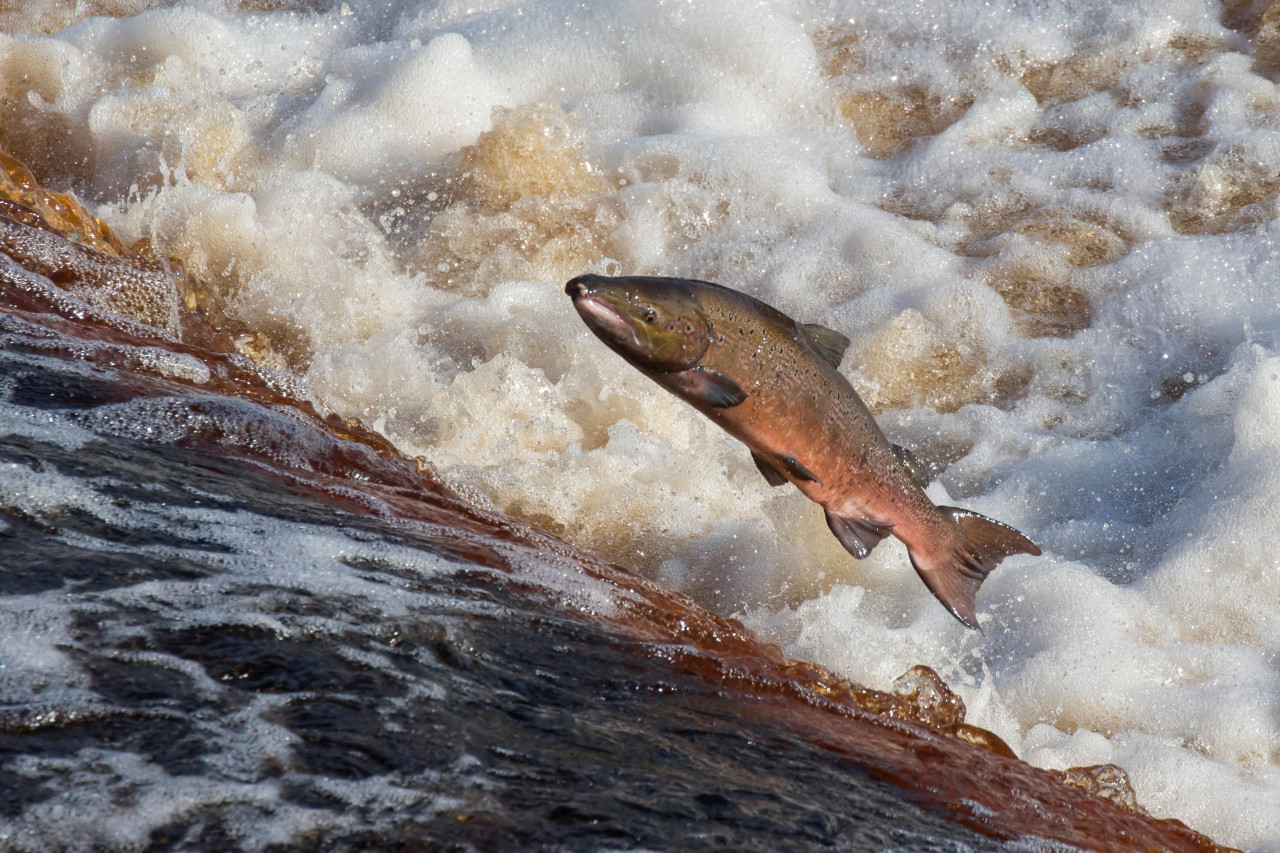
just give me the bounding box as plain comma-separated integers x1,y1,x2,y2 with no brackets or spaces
3,0,1280,847
0,144,1234,850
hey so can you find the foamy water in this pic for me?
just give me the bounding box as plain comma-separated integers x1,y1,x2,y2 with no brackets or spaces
3,0,1280,846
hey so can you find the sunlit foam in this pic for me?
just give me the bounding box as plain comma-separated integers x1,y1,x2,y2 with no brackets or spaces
3,0,1280,845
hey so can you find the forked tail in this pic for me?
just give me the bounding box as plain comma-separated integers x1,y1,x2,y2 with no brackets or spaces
908,507,1041,631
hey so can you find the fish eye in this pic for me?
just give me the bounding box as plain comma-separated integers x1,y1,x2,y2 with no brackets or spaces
643,308,656,324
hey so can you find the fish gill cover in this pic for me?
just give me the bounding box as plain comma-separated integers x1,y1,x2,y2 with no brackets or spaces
1,0,1280,847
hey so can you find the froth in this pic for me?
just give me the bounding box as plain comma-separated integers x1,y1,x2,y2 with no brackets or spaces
409,103,622,296
6,0,1280,845
1144,353,1280,649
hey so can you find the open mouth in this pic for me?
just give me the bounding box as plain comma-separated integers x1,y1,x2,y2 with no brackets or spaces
568,279,635,340
573,292,626,325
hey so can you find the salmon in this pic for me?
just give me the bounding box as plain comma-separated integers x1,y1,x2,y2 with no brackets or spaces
565,273,1040,630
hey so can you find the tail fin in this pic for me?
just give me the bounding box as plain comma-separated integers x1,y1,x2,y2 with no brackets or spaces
908,507,1041,631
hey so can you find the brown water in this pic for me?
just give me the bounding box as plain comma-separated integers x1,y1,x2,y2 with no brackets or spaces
0,147,1234,850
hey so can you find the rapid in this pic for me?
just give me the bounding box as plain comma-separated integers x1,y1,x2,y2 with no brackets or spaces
2,0,1280,847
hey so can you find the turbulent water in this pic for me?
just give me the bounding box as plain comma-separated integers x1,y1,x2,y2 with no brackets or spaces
0,224,1227,851
2,0,1280,848
0,325,1015,850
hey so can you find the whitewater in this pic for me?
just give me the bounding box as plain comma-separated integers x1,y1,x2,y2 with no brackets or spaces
2,0,1280,847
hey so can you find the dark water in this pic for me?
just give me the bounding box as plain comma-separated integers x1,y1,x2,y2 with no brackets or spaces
0,324,1029,851
0,206,1233,851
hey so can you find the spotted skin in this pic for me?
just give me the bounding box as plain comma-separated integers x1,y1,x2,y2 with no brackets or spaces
566,274,1040,630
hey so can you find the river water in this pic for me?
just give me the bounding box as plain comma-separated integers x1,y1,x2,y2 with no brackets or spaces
0,318,1011,850
0,234,1223,851
2,0,1279,848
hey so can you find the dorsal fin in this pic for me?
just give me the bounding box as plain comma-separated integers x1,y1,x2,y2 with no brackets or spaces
801,323,850,369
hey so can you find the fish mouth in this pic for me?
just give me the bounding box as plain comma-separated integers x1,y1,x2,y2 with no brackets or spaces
567,275,626,325
565,274,604,300
574,294,634,339
566,275,644,350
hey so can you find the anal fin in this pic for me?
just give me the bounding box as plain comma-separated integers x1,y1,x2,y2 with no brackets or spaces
825,511,893,559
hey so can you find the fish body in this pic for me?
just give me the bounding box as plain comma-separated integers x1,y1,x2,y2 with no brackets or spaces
566,273,1040,630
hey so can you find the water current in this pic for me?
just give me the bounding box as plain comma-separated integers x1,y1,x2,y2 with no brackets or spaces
0,230,1223,850
3,0,1280,848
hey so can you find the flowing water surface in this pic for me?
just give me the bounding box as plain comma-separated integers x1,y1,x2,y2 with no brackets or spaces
3,0,1280,848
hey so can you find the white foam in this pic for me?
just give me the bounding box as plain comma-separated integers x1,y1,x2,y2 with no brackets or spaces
0,373,95,454
0,417,540,850
6,749,334,852
0,593,96,708
8,0,1280,845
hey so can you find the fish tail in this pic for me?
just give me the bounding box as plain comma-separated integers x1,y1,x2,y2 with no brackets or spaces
908,507,1041,631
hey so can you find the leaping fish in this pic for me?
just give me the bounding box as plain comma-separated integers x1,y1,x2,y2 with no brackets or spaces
565,274,1040,630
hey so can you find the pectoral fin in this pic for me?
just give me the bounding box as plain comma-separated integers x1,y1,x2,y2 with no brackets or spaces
752,452,789,487
825,511,893,559
669,366,748,408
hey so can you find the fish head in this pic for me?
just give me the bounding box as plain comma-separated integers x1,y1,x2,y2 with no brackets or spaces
566,274,711,373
